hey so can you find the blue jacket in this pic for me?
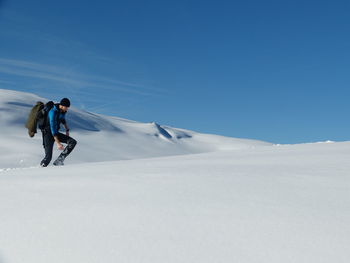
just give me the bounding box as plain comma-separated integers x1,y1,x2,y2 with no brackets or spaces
48,104,66,136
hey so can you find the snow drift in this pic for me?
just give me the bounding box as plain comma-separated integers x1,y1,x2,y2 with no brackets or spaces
0,88,349,263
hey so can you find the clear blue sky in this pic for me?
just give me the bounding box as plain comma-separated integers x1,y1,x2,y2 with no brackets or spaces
0,0,349,144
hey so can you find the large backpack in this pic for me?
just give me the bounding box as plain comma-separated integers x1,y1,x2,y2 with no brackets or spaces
25,101,54,137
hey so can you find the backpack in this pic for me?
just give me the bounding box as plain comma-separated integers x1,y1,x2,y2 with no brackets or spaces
25,101,54,137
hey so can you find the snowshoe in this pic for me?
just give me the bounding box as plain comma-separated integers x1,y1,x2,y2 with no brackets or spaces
53,158,64,166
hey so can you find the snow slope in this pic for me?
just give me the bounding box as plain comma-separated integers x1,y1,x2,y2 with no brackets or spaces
0,89,349,263
0,88,270,169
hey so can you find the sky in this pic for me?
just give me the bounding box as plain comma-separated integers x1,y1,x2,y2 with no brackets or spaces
0,0,349,144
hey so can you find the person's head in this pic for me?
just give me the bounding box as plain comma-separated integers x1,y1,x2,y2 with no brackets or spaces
59,98,70,112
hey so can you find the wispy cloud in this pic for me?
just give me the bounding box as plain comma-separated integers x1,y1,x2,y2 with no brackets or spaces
0,10,168,115
0,10,166,96
0,79,15,85
0,58,164,97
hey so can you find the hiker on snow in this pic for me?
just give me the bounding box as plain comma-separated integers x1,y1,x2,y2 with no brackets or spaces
40,98,77,167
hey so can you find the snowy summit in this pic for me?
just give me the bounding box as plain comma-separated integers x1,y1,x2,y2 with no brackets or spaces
0,88,349,263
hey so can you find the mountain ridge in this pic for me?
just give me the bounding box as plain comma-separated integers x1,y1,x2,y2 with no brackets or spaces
0,88,271,168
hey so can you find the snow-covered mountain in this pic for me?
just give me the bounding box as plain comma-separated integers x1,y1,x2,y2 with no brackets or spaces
1,88,349,263
0,88,270,168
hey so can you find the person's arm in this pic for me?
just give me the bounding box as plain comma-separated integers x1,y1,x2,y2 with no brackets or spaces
48,109,64,150
53,135,64,150
63,123,70,136
61,115,70,136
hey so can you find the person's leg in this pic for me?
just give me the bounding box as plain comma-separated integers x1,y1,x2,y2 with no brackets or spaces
40,131,54,167
53,133,77,165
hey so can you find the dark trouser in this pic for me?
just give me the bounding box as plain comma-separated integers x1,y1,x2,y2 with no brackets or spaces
41,130,77,166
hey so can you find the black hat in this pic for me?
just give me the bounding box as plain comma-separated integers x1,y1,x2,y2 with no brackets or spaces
60,98,71,107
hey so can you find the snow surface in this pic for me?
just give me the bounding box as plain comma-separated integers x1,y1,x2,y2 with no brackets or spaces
0,88,349,263
0,89,269,168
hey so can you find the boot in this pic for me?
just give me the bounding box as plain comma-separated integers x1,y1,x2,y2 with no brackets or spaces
53,139,76,166
53,156,64,166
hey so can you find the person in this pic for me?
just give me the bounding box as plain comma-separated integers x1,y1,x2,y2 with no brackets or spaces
40,98,77,167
